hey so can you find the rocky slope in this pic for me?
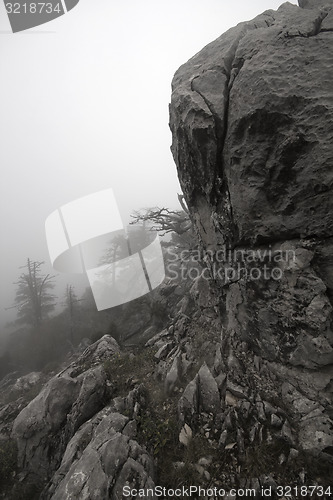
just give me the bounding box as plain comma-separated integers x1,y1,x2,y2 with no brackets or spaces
1,1,333,498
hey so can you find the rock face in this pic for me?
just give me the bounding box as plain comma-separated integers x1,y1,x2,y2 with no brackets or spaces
170,2,333,247
43,387,154,500
170,1,333,461
12,336,120,483
299,0,333,9
10,336,156,499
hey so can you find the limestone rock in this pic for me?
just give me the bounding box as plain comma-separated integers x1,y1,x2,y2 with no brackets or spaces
44,407,155,500
12,375,80,478
179,423,193,446
178,363,220,423
164,353,181,395
170,0,333,468
178,374,199,423
61,334,120,377
298,0,333,9
12,336,119,480
197,363,221,414
170,3,333,245
282,383,333,458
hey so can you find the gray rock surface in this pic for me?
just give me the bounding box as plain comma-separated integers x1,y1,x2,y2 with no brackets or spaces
178,363,220,423
171,2,333,246
170,0,333,460
43,387,155,500
12,335,119,481
299,0,333,9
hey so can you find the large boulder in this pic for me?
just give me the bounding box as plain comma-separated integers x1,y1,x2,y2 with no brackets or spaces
178,363,220,424
170,2,333,247
43,387,155,500
12,335,120,481
170,1,333,459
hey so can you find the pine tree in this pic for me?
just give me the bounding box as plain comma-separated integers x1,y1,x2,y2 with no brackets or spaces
13,259,56,330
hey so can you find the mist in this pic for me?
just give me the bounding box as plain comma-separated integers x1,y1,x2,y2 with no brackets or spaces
0,0,298,332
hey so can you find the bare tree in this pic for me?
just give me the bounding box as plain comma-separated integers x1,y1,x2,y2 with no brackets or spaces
130,194,192,236
12,259,56,331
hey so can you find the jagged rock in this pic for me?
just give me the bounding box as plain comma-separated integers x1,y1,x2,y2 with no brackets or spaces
226,380,248,400
13,375,80,478
295,404,333,459
197,363,220,414
281,420,295,446
0,400,26,439
178,363,220,423
288,448,299,462
67,365,110,433
215,372,227,393
164,353,181,395
154,341,174,361
61,335,120,377
179,423,193,446
0,370,50,439
170,0,333,464
40,385,153,499
225,391,238,407
213,343,225,374
219,429,228,447
0,371,20,392
145,328,169,347
112,458,155,500
236,428,245,454
190,275,219,310
44,408,154,499
180,352,192,376
322,8,333,29
299,0,333,9
238,401,251,420
12,336,120,480
178,374,199,423
249,422,260,444
171,4,333,244
256,402,267,423
271,414,283,429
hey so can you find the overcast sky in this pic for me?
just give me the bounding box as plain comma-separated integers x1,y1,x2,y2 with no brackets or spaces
0,0,297,331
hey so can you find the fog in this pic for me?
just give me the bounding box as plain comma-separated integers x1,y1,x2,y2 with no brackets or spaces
0,0,297,334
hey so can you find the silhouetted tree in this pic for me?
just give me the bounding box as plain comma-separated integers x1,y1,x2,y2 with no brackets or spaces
130,194,192,236
13,259,56,332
